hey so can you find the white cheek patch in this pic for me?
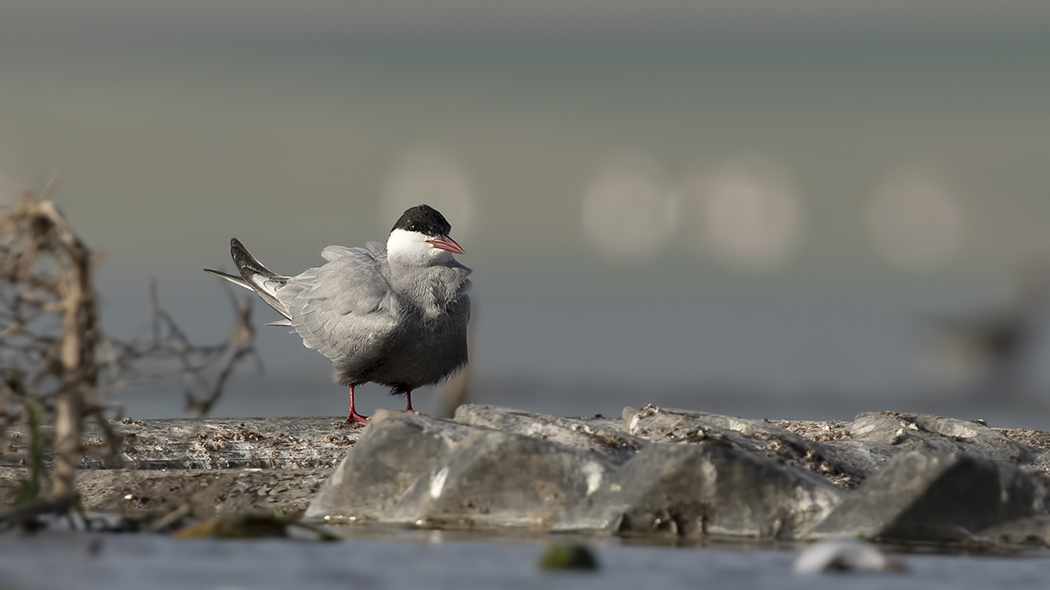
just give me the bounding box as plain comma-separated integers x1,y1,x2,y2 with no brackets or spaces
387,229,433,260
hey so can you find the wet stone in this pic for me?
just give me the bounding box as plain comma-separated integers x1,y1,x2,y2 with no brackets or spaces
558,439,843,539
384,429,617,529
307,410,618,528
809,451,1040,543
305,410,477,523
971,515,1050,548
538,544,600,571
849,411,1035,465
623,405,883,489
454,405,646,466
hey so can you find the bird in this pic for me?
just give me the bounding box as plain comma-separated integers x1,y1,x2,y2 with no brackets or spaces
917,261,1049,400
205,204,471,423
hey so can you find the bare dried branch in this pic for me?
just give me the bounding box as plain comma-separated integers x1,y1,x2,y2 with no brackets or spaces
1,190,260,505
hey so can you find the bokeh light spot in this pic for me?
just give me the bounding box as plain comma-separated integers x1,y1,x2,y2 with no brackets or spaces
866,167,964,271
682,157,801,272
580,152,678,263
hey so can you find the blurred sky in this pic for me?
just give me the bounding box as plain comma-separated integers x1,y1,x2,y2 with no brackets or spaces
2,2,1050,423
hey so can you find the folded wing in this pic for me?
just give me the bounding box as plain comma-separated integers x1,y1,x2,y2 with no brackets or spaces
276,242,400,361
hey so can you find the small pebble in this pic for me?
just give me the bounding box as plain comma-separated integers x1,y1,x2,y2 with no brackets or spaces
794,539,907,574
538,543,599,571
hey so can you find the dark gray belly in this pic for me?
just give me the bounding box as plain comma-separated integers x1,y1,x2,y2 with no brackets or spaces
333,306,469,393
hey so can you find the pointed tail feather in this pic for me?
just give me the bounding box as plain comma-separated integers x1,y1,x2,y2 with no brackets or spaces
231,238,278,279
206,238,293,321
204,267,252,290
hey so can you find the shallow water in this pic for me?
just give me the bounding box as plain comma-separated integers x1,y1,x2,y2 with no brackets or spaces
1,528,1049,590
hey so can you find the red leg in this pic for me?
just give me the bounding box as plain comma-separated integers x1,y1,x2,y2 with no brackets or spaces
404,390,415,412
345,385,368,423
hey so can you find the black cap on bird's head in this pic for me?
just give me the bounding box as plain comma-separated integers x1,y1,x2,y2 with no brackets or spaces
392,205,452,237
392,204,464,255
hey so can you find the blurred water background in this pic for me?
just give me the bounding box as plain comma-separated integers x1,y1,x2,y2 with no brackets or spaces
3,2,1050,426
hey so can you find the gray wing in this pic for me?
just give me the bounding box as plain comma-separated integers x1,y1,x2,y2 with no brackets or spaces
275,242,400,361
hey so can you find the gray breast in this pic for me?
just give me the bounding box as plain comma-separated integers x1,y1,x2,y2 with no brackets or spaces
335,292,470,393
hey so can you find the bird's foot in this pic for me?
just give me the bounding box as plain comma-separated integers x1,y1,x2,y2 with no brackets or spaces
345,385,368,424
345,411,369,424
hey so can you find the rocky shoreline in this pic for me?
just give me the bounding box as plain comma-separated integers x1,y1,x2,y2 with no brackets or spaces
5,404,1050,548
